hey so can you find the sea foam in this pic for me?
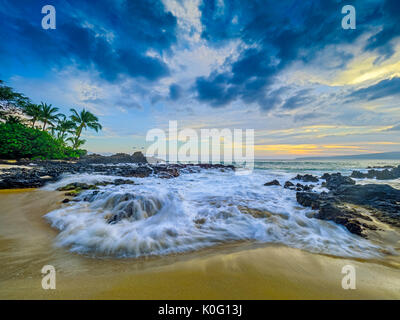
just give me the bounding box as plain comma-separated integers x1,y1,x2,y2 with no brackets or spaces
44,168,390,258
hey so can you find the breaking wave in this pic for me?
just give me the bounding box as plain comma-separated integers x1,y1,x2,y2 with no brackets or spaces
44,168,391,258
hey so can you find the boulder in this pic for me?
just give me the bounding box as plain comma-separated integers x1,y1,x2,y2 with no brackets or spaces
322,173,355,190
284,181,295,189
264,180,281,186
292,174,319,183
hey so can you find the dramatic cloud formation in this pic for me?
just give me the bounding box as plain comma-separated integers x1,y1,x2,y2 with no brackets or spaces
0,0,176,81
0,0,399,156
348,77,400,101
195,0,400,110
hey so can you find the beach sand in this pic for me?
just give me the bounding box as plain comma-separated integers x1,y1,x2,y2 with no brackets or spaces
0,189,399,300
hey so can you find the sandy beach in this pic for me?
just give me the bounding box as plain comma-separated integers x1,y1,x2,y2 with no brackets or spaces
0,189,399,300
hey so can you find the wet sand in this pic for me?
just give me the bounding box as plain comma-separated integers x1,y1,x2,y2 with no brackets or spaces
0,189,399,300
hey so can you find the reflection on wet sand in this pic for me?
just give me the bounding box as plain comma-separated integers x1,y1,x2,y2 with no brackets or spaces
0,190,399,299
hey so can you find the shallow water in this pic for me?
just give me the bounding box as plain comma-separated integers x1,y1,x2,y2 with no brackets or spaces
1,159,400,299
0,189,399,299
41,162,399,259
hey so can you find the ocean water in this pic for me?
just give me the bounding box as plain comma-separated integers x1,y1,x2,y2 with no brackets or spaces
43,160,399,259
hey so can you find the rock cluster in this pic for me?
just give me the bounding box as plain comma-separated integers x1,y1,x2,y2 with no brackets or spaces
0,154,234,189
350,165,400,180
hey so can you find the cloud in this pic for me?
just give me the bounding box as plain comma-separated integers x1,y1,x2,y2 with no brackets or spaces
169,83,182,100
385,124,400,131
193,0,400,109
0,0,176,82
348,77,400,101
281,89,313,110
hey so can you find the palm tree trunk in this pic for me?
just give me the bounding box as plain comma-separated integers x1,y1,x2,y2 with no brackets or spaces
43,121,47,131
73,125,83,149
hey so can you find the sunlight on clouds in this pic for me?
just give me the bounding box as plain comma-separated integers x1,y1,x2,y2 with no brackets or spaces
254,144,369,156
331,45,400,86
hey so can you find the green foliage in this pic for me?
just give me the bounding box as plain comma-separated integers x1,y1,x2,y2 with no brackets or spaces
0,80,102,158
0,122,85,159
69,108,102,149
23,103,42,128
0,80,29,120
39,102,60,130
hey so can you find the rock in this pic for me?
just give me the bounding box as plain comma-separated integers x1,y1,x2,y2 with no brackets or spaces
350,165,400,180
57,183,98,191
320,173,331,180
322,173,355,190
350,170,366,179
0,161,235,189
157,167,180,179
64,190,81,197
315,202,366,237
62,199,70,203
296,182,400,237
79,152,148,164
284,181,295,189
264,180,281,186
131,151,147,163
296,192,320,208
292,174,319,183
113,179,135,185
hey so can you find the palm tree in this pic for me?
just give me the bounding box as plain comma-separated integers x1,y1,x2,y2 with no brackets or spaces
39,102,59,131
53,115,76,143
69,108,102,149
23,103,42,128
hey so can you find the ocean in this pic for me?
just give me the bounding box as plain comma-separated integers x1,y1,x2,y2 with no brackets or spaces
42,159,399,259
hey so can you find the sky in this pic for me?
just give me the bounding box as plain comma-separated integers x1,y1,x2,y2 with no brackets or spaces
0,0,399,159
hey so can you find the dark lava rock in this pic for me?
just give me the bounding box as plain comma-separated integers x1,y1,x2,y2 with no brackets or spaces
296,192,320,208
350,170,366,179
284,181,295,189
131,151,147,163
264,180,281,186
322,173,355,190
113,179,135,185
292,174,319,183
296,183,400,237
350,165,400,180
315,202,367,237
79,152,148,164
57,183,98,191
296,183,314,191
0,161,235,190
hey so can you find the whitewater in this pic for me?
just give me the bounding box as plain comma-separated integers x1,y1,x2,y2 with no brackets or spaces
42,160,400,259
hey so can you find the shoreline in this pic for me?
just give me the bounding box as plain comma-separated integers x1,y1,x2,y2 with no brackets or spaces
0,189,399,299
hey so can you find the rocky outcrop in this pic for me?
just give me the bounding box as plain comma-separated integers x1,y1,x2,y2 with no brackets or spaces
350,165,400,180
321,173,355,190
264,180,280,186
0,161,234,189
292,174,319,183
79,152,148,164
297,183,400,237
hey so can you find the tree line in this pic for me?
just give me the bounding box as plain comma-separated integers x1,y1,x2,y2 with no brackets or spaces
0,80,102,159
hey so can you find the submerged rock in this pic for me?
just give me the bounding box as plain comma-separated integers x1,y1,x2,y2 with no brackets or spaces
264,180,281,186
284,181,295,189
